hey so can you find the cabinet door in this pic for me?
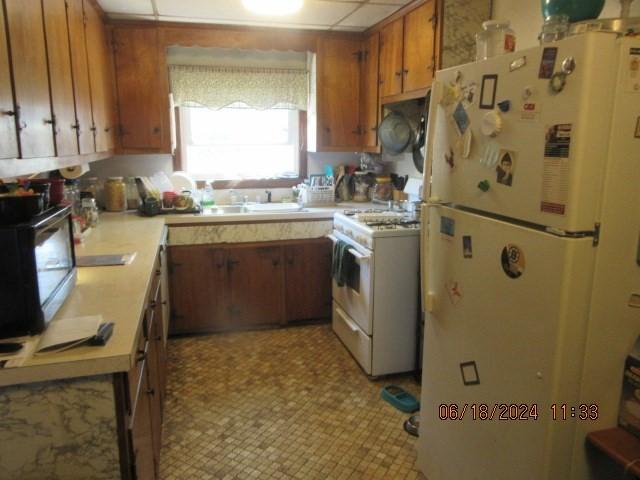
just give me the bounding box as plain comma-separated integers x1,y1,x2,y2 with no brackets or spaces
378,18,403,98
84,0,116,152
130,360,156,480
284,240,332,322
168,245,230,334
316,36,361,150
42,0,79,157
402,0,436,93
67,0,95,154
4,0,55,159
360,32,380,149
228,245,285,328
113,27,165,150
146,312,163,475
0,4,17,159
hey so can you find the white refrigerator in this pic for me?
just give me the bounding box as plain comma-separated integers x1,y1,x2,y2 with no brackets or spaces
418,32,640,480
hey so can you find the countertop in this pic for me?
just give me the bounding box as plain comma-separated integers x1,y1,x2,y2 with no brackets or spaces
0,202,375,387
164,201,377,225
0,214,166,387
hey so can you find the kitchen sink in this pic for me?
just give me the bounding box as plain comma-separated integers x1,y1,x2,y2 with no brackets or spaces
245,203,302,213
213,205,247,214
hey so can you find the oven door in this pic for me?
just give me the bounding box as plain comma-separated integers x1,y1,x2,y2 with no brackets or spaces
329,230,374,335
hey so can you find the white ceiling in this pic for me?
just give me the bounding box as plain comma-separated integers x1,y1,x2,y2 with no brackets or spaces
97,0,413,31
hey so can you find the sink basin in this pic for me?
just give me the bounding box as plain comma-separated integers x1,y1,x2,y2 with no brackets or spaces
213,205,247,214
245,203,302,213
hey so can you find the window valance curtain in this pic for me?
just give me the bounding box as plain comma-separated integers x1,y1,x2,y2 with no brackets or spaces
169,64,308,111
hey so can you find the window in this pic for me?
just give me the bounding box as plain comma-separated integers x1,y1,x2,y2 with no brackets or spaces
178,105,303,183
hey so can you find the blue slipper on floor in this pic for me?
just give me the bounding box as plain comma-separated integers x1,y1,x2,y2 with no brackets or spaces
381,385,419,413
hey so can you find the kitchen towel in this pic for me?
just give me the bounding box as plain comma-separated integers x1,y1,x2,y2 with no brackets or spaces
332,240,355,287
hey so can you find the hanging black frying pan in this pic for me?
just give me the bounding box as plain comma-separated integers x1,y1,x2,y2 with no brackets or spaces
412,89,431,174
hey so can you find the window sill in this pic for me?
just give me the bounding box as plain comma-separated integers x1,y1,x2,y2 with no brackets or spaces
196,178,304,190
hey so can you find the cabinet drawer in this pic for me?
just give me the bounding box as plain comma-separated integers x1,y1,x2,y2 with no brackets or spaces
332,301,372,375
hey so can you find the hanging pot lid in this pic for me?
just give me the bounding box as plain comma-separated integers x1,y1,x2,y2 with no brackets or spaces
412,89,431,174
378,111,414,155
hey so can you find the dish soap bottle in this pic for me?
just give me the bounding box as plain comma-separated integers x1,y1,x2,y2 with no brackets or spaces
201,181,215,210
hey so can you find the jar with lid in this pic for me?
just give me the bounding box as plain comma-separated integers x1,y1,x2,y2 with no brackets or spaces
81,197,99,228
124,177,140,210
475,20,516,61
82,177,104,209
372,176,392,203
104,177,127,212
63,179,81,216
539,14,569,44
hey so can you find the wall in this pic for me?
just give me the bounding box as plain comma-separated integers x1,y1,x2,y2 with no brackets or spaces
85,151,360,203
493,0,640,50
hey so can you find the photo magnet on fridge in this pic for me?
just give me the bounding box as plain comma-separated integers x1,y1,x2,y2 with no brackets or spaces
440,216,455,237
501,244,525,279
462,236,473,258
460,361,480,386
479,74,498,109
539,47,558,79
496,150,516,186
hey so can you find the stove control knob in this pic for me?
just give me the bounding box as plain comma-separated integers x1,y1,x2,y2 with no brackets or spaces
336,224,343,232
356,235,365,244
346,229,353,237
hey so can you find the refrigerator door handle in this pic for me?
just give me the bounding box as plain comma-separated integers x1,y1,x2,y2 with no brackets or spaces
421,80,444,202
421,203,439,314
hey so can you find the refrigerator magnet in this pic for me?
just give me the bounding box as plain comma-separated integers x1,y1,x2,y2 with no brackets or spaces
539,47,558,79
501,244,525,279
479,74,498,110
462,236,473,258
453,102,470,135
445,148,455,169
460,361,480,386
446,279,463,305
496,150,516,187
440,216,455,237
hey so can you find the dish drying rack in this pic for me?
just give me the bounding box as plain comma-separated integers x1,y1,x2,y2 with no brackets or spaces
298,181,335,207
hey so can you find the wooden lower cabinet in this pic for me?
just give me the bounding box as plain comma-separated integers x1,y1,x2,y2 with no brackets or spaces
115,247,168,480
284,240,332,322
169,238,332,334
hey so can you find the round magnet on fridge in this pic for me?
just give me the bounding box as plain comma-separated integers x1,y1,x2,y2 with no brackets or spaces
481,110,503,137
549,72,567,94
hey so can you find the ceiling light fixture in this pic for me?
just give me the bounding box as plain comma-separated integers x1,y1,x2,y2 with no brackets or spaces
242,0,304,16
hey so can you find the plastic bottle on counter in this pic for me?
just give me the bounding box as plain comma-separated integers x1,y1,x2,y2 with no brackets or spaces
82,177,104,209
81,197,99,228
63,179,81,216
104,177,127,212
201,181,215,210
125,177,141,210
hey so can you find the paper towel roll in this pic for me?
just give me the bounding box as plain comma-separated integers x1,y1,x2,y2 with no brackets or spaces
59,164,90,179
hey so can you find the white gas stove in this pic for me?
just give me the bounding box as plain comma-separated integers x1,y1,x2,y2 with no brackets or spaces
330,208,420,377
333,209,421,249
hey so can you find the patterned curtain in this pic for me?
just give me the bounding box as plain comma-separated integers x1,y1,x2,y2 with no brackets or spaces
169,64,308,111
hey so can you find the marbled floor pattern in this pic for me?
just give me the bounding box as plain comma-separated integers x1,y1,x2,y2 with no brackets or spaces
160,324,425,479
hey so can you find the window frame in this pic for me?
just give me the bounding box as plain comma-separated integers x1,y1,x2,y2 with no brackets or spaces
174,107,307,189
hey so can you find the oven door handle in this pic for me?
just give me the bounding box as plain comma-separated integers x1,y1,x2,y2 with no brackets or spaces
327,234,371,265
335,306,360,333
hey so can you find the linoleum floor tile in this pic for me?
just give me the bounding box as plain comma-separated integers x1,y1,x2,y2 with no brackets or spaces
160,324,425,479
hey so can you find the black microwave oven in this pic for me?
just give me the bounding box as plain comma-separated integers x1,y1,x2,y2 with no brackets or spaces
0,206,77,339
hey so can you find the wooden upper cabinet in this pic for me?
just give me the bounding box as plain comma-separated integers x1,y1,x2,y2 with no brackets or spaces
4,0,55,159
84,0,116,152
403,0,436,93
316,36,361,151
378,18,403,98
360,32,380,150
67,0,95,154
42,0,79,157
0,4,18,159
113,27,166,151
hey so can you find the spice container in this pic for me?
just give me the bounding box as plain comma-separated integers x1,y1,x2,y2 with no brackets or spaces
475,20,516,61
104,177,126,212
125,177,140,210
81,197,99,228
